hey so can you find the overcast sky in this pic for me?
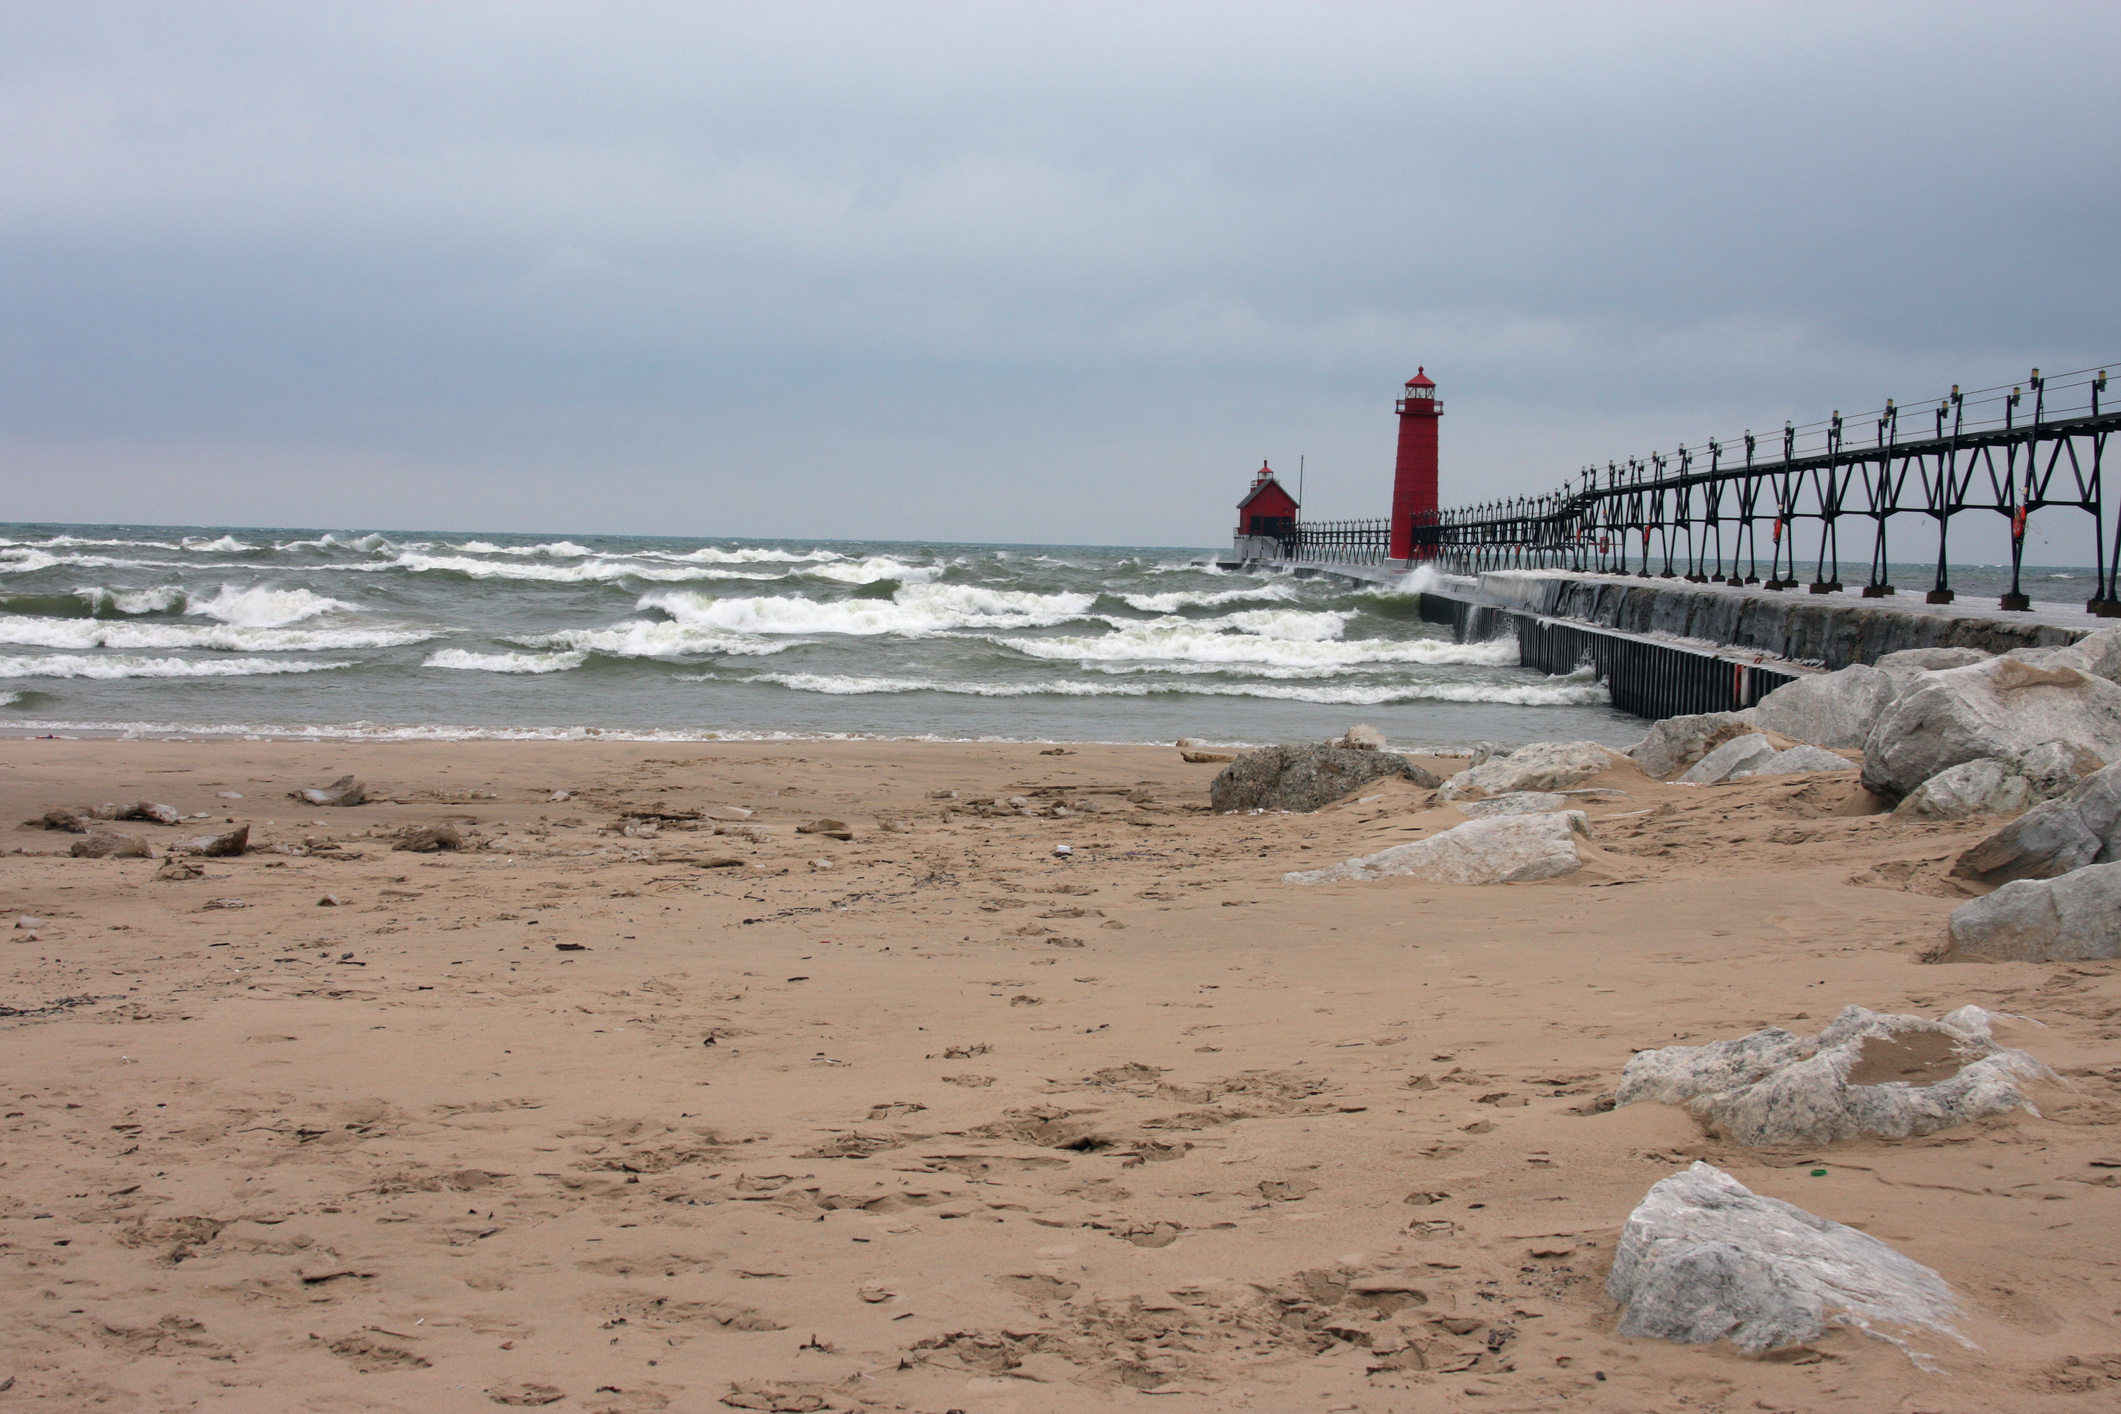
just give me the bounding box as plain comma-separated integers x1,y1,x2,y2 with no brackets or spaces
4,1,2117,549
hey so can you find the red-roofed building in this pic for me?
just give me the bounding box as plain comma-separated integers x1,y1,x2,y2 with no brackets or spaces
1233,461,1299,557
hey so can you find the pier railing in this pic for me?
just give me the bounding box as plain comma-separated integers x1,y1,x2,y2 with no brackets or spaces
1248,517,1392,566
1413,364,2121,615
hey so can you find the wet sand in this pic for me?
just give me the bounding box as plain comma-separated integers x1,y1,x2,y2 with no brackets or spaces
1,736,2116,1412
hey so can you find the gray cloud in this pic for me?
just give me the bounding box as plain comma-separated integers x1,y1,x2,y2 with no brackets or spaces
3,1,2116,549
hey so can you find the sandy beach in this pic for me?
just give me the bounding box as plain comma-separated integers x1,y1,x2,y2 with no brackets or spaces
1,734,2116,1413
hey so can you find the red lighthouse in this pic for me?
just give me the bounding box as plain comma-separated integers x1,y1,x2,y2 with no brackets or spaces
1389,367,1442,561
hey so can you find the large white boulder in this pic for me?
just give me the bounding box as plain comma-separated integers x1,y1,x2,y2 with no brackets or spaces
1453,791,1567,817
1676,732,1776,784
1626,711,1758,780
1892,758,2039,819
1436,740,1614,799
1942,861,2121,961
1749,664,1898,749
1859,656,2121,801
1950,760,2121,884
2008,627,2121,685
1608,1161,1969,1359
1733,743,1856,779
1875,645,1990,681
1284,811,1587,886
1614,1005,2050,1145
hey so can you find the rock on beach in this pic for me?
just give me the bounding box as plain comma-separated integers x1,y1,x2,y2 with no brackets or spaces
1285,811,1588,886
1942,861,2121,962
1210,743,1439,814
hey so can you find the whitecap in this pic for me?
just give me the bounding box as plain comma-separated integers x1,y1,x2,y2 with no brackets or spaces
804,555,944,585
76,585,188,616
0,654,354,679
423,648,588,673
1119,583,1298,612
739,670,1605,707
0,615,433,652
632,545,846,565
1226,608,1350,641
641,582,1097,636
373,552,787,584
188,584,360,627
998,620,1517,668
511,621,798,658
452,539,598,557
181,535,257,553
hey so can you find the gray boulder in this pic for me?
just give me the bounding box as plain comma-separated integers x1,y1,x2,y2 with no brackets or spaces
1626,712,1757,780
1733,744,1856,779
100,801,181,825
1859,656,2121,801
1330,723,1387,751
1951,761,2121,885
1677,732,1776,785
1453,791,1568,817
1615,1005,2050,1145
71,833,152,859
293,774,366,807
171,825,249,857
1875,645,1990,682
1893,758,2038,820
36,807,89,833
1285,811,1587,886
2052,626,2121,685
393,823,465,853
2008,628,2121,685
1749,664,1898,749
1210,744,1439,813
1437,740,1613,798
1609,1161,1968,1358
1942,861,2121,961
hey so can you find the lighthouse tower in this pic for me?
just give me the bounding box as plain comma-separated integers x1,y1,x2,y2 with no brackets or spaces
1389,368,1442,561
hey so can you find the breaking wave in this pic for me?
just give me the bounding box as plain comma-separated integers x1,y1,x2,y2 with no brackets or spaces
0,615,434,652
0,654,354,679
741,671,1603,706
641,582,1097,636
998,620,1521,669
1118,583,1297,612
511,621,799,658
423,648,589,673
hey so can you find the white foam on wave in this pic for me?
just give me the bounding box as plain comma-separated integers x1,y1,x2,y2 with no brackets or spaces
741,670,1604,706
20,534,185,551
188,584,359,627
0,615,433,652
1119,583,1297,612
181,535,257,553
633,545,846,565
1226,608,1349,640
804,556,944,585
423,648,588,674
4,550,227,575
642,582,1097,636
0,654,354,679
512,621,799,658
454,540,598,558
371,552,788,584
999,620,1519,669
76,585,188,616
0,690,21,707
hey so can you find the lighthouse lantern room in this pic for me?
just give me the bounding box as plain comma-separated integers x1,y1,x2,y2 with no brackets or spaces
1232,461,1299,558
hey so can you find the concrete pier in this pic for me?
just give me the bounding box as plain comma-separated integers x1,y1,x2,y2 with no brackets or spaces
1211,557,2108,720
1467,570,2098,669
